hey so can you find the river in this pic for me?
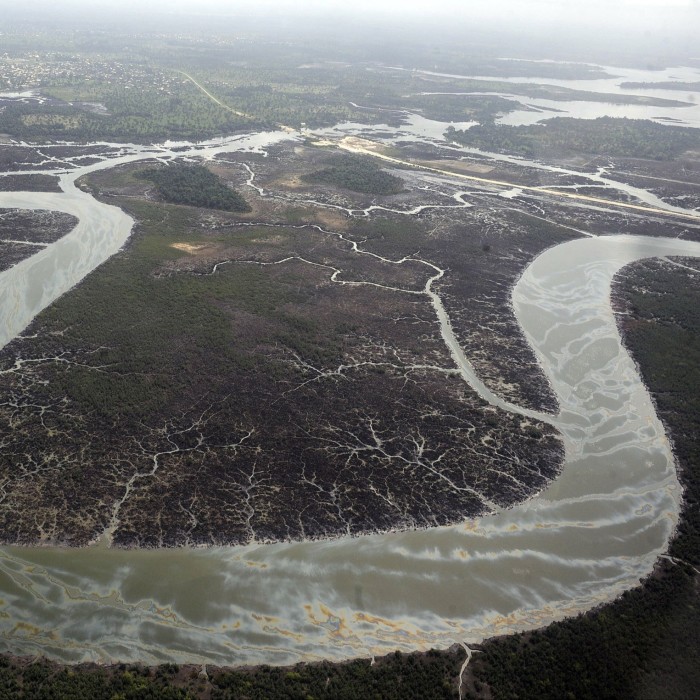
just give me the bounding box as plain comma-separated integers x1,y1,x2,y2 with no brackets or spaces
0,113,699,665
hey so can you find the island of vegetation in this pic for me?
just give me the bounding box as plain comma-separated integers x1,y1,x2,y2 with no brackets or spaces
620,81,700,91
138,163,251,213
0,173,60,192
0,209,79,272
301,154,405,195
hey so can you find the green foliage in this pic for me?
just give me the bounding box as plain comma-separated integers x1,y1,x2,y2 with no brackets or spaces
0,650,465,700
30,196,325,422
138,164,251,212
468,566,699,699
0,661,192,700
210,651,462,699
302,154,405,195
1,29,688,144
447,116,700,160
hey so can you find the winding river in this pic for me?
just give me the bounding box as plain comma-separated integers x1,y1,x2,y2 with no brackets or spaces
1,122,700,666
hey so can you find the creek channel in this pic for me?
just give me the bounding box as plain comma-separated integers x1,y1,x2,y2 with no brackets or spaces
0,128,699,665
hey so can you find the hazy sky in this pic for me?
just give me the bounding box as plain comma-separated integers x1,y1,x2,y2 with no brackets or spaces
4,0,699,17
65,0,700,37
77,0,698,8
91,0,699,13
2,0,698,62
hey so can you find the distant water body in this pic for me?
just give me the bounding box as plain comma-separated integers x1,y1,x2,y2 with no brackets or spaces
397,62,700,128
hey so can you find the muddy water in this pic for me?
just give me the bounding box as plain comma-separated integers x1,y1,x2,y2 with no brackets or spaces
1,118,700,664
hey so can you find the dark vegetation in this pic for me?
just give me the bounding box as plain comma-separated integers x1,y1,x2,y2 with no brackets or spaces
0,86,261,143
138,163,251,212
0,648,465,699
210,650,463,700
0,144,120,172
447,116,700,159
415,78,690,109
0,209,78,244
398,94,517,124
0,241,37,271
301,154,405,195
0,28,687,143
0,658,192,700
0,209,78,271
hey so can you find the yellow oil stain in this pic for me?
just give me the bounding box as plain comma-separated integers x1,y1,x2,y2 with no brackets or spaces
221,621,241,631
261,624,304,642
353,612,420,639
153,607,178,622
244,560,268,569
252,613,279,624
491,612,521,629
305,603,351,638
86,590,121,604
11,622,43,637
354,612,404,630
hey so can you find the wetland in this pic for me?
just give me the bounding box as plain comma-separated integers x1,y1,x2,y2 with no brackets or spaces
1,8,700,697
